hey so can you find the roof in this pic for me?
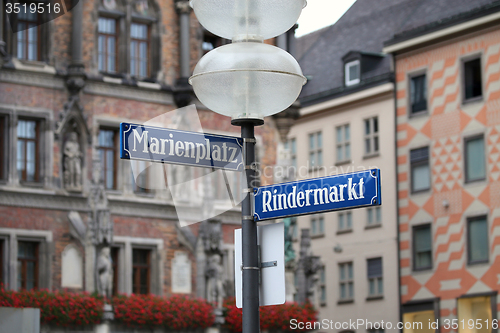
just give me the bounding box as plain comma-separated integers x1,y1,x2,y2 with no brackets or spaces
297,0,421,104
294,26,330,60
386,0,500,46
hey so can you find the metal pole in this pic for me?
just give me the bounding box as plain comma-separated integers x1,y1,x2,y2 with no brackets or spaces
240,121,260,333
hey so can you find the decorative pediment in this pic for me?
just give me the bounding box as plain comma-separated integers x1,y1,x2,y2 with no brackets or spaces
55,96,90,144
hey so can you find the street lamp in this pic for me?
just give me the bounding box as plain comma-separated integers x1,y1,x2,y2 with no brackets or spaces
189,1,306,332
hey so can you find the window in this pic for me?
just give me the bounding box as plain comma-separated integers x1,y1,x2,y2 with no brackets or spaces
367,207,381,226
319,266,326,305
410,74,427,114
17,241,38,290
410,147,430,193
16,10,40,61
339,262,353,301
402,310,435,333
111,247,119,295
308,132,322,167
98,17,117,73
0,239,3,285
97,129,117,190
132,248,150,294
290,217,298,240
364,117,379,155
367,258,383,297
465,136,486,183
17,119,39,182
131,160,149,194
413,224,432,270
458,296,493,333
0,116,6,180
463,58,482,101
338,211,352,232
467,216,488,264
130,23,149,78
311,215,324,236
336,124,350,163
345,60,360,86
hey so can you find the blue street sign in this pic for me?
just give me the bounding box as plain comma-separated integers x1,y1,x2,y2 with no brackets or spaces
120,122,244,171
254,169,381,221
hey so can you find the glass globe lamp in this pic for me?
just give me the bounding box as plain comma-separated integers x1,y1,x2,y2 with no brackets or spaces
189,42,306,121
190,0,307,41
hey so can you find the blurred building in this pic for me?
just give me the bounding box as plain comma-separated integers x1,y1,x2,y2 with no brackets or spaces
286,0,422,327
384,0,500,331
0,0,280,299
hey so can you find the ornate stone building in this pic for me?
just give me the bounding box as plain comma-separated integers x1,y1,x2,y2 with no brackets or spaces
0,0,280,299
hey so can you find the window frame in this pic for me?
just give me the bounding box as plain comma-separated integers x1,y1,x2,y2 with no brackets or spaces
364,117,379,157
464,134,486,183
132,247,151,295
467,215,489,265
15,6,42,62
366,206,381,228
17,240,39,290
97,127,118,190
338,261,354,303
345,60,360,86
337,211,352,234
16,118,41,183
412,224,433,271
97,16,119,74
367,257,383,298
111,246,119,296
0,115,7,181
319,265,327,306
461,55,483,104
336,124,351,164
410,146,431,194
311,215,324,237
308,131,322,169
130,21,150,79
408,72,428,115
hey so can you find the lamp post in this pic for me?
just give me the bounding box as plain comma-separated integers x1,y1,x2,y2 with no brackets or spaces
189,1,307,332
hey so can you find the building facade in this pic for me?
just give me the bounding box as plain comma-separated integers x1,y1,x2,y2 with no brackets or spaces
285,0,423,329
384,1,500,331
0,0,280,300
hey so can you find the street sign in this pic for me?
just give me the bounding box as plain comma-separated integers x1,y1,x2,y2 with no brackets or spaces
235,222,285,308
120,122,244,171
254,169,381,221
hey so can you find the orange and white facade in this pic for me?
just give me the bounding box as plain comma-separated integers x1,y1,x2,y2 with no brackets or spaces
385,11,500,333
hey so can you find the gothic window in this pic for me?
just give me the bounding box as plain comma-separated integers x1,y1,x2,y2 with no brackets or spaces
111,247,119,295
17,119,40,182
130,22,149,78
98,17,118,73
2,1,50,62
132,248,151,294
97,0,160,79
16,10,40,61
0,116,6,181
97,128,118,190
17,241,39,290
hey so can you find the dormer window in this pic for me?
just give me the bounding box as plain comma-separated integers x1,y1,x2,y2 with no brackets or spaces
345,60,360,86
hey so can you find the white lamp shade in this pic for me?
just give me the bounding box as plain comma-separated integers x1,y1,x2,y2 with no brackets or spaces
190,0,306,41
189,42,306,120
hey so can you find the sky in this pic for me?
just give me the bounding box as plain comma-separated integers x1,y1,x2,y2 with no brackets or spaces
296,0,357,37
